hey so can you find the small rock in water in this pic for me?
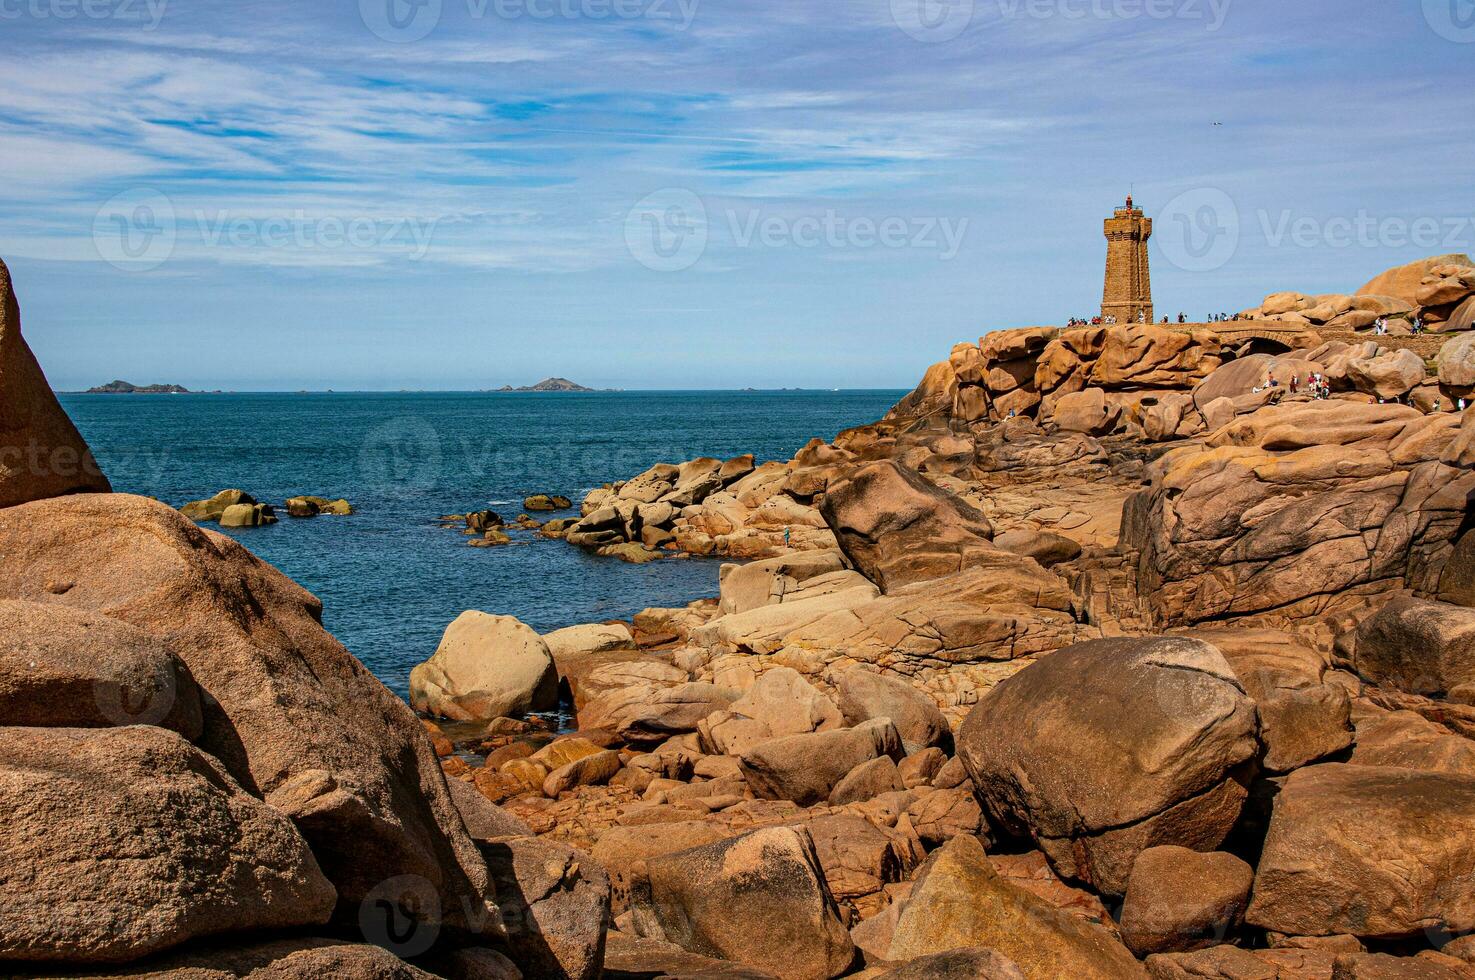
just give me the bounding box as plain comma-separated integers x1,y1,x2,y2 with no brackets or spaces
525,493,574,511
465,509,503,532
179,488,255,523
219,502,277,528
285,495,353,517
600,542,663,563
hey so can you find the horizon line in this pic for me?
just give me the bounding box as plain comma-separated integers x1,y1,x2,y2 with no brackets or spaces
56,386,913,395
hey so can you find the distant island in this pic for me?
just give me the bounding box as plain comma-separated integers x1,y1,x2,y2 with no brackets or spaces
497,378,596,392
84,380,190,394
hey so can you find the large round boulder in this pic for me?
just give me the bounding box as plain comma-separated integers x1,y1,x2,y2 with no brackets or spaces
1438,333,1475,388
958,636,1259,896
887,835,1144,979
1344,349,1427,401
1050,388,1118,436
1358,254,1473,306
410,611,559,721
739,718,905,806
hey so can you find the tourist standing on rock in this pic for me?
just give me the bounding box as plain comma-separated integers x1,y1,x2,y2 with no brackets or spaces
1290,375,1299,395
784,526,791,549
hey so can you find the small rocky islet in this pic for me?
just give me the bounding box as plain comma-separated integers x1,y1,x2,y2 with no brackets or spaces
8,252,1475,977
83,380,192,394
179,488,354,527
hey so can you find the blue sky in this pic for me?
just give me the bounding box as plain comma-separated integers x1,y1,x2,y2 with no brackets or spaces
2,0,1472,390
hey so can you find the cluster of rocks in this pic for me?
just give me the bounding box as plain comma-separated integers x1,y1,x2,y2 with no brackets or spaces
181,488,353,527
901,325,1460,443
286,493,355,517
560,453,843,561
437,496,574,548
413,535,1475,976
439,509,548,548
1244,254,1475,333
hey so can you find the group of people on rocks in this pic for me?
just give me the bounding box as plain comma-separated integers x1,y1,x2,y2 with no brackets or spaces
1066,312,1250,328
1374,315,1427,335
1300,373,1332,399
1253,370,1332,400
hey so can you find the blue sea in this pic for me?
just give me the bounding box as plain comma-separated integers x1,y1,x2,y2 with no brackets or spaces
60,390,901,697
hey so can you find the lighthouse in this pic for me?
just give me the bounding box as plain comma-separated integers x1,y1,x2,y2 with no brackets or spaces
1102,195,1154,326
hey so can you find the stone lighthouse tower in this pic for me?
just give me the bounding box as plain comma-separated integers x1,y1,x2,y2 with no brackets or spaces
1102,196,1153,325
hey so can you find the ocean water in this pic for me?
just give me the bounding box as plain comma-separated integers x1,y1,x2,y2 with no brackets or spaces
60,390,902,697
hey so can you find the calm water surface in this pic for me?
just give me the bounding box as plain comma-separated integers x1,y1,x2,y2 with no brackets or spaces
61,390,901,696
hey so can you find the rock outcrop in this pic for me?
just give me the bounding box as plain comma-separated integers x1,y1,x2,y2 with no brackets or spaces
0,493,499,942
0,725,336,963
0,257,111,508
819,460,997,591
1122,402,1475,628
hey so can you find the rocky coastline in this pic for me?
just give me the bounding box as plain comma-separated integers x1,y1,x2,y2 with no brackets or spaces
8,251,1475,978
